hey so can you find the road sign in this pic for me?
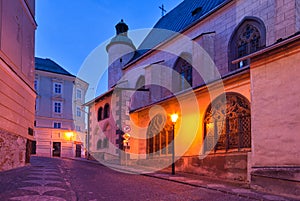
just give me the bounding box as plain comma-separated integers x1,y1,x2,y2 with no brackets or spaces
123,125,131,133
122,133,130,140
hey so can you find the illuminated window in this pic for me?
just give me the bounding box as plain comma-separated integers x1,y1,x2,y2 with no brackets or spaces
203,93,251,153
146,114,172,157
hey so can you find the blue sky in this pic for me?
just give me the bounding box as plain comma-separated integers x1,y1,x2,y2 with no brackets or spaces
35,1,182,76
35,1,182,100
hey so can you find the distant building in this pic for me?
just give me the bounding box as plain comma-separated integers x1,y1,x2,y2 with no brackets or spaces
87,0,300,198
34,57,88,158
0,0,36,171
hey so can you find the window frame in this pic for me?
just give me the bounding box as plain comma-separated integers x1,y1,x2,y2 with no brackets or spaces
53,122,61,128
228,17,266,71
54,101,62,114
97,107,103,121
173,53,193,92
103,104,110,119
53,82,63,94
76,107,81,117
76,89,82,99
203,93,251,153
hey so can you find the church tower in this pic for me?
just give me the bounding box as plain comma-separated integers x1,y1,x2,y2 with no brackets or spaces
106,20,136,89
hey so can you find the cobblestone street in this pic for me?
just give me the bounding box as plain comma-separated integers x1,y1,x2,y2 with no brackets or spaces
0,157,296,201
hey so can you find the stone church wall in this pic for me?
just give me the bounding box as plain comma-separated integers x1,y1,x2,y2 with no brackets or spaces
0,129,27,171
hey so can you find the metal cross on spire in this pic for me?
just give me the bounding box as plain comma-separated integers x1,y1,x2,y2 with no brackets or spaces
159,4,167,17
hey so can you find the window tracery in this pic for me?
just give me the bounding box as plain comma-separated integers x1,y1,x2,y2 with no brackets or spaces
204,93,251,153
228,17,266,71
146,114,172,157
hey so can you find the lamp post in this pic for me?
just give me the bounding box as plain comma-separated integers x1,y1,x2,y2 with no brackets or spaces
170,113,178,175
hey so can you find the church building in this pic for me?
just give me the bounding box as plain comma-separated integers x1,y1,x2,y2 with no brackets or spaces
87,0,300,198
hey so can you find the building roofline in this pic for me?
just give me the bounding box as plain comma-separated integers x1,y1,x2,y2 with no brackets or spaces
84,88,114,106
122,0,232,69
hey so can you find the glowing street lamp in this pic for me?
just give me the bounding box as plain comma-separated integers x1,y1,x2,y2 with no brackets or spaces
171,113,179,124
171,113,178,175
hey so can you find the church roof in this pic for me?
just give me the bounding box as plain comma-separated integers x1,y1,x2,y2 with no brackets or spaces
35,57,75,77
128,0,230,64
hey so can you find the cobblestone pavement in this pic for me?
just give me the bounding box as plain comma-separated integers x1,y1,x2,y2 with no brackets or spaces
0,157,297,201
0,157,76,201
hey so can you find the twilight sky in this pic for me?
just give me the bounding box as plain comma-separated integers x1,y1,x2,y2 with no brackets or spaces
35,1,182,100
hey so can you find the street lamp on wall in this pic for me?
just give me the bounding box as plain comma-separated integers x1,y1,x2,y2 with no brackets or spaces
65,132,74,141
170,113,178,175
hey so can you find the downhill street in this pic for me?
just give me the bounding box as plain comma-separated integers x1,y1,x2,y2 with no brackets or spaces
0,157,294,201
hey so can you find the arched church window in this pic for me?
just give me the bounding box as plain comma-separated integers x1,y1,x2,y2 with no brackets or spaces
103,104,110,119
173,53,193,92
146,114,172,157
203,93,251,153
135,75,145,89
228,17,266,71
97,107,103,121
97,139,102,150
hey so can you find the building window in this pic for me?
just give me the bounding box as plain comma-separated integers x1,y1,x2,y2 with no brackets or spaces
76,89,82,99
97,139,102,150
228,17,266,71
146,114,172,157
34,80,38,91
54,83,62,94
135,76,145,90
76,107,81,117
54,122,61,128
103,138,109,148
97,107,103,121
54,102,62,113
203,93,251,153
103,104,110,119
76,125,81,131
173,53,192,92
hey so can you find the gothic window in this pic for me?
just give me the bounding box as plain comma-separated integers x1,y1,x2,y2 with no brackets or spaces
104,104,110,119
203,93,251,153
135,75,145,89
103,138,109,148
228,17,266,71
173,53,193,92
97,107,103,121
146,114,172,157
97,139,102,150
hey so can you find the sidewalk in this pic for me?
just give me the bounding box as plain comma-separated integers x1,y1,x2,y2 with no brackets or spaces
64,157,297,201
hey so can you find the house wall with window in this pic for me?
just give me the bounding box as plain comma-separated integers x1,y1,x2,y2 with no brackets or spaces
73,78,89,155
87,90,119,162
0,0,36,171
34,57,88,158
35,70,74,129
